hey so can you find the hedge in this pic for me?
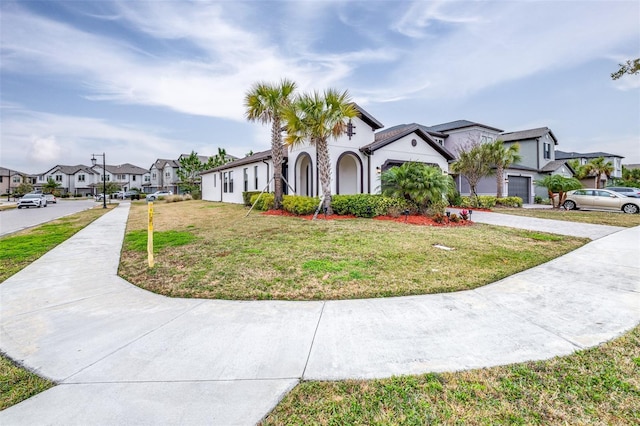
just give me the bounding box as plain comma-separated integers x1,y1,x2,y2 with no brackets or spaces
331,194,413,218
249,193,274,211
282,195,320,215
242,191,261,207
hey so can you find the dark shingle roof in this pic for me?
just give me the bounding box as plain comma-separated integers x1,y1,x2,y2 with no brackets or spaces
555,150,624,160
426,120,503,133
500,127,558,144
541,160,575,174
362,125,455,160
153,159,180,169
375,123,447,141
203,148,288,173
104,163,149,175
45,165,96,175
352,103,384,130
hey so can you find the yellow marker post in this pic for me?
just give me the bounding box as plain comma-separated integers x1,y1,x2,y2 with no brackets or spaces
148,202,154,268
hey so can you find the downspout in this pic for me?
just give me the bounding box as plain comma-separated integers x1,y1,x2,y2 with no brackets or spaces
262,159,270,191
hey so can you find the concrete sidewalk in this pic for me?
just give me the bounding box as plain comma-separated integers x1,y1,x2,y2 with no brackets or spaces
1,206,639,425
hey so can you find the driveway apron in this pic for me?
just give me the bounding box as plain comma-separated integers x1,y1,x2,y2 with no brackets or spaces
1,206,639,425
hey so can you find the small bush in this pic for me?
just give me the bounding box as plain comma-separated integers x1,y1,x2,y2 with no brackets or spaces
243,191,261,207
282,195,320,215
164,195,192,203
496,196,523,208
534,195,543,204
460,196,496,209
447,190,462,207
449,213,460,223
332,194,414,217
250,193,274,211
432,213,446,224
425,199,448,216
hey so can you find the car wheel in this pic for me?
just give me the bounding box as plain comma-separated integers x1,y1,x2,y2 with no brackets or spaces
622,204,639,214
44,204,47,207
17,206,22,209
563,200,576,210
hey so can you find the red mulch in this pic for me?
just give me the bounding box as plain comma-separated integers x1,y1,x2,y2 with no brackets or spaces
261,209,472,227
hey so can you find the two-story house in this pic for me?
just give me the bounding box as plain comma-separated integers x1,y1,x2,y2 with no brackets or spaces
104,163,150,193
146,159,180,194
36,165,97,196
555,150,624,187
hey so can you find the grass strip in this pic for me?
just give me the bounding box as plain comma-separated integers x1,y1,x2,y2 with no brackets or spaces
0,206,112,282
494,207,640,227
263,326,640,425
0,354,54,411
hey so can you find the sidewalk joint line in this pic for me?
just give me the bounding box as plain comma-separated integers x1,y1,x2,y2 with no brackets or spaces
301,301,326,380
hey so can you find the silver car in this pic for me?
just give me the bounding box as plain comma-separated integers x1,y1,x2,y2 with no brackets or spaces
146,190,172,201
564,189,640,214
17,193,48,209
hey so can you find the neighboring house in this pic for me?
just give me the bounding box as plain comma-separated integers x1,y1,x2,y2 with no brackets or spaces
0,167,28,195
202,105,456,204
147,159,181,194
556,150,624,187
36,165,98,196
103,163,150,193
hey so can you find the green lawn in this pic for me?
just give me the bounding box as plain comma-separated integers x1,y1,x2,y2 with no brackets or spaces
119,201,587,300
0,355,54,411
263,326,640,425
0,206,113,282
494,207,640,227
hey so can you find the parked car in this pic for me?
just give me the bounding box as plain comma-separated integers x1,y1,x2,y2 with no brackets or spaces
605,187,640,198
123,190,141,200
564,189,640,214
17,193,48,209
44,194,57,204
146,190,172,201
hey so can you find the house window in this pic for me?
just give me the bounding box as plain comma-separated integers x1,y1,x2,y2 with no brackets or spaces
254,166,258,190
214,174,217,186
144,176,150,182
117,174,126,180
229,171,234,193
223,172,228,193
480,135,493,144
165,172,170,178
243,168,248,192
55,175,63,182
78,174,85,182
152,173,157,180
132,176,136,181
13,176,21,183
543,142,551,159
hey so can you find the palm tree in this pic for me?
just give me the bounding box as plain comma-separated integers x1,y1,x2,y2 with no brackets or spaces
284,89,358,214
381,162,454,211
534,175,582,208
244,79,297,209
451,142,493,201
583,157,614,188
43,177,62,194
486,140,521,199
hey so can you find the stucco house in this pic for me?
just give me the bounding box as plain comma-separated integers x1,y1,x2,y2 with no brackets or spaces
202,105,458,204
100,163,150,193
34,165,98,196
201,108,572,205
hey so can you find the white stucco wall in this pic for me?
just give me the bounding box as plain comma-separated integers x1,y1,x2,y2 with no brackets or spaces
202,160,272,204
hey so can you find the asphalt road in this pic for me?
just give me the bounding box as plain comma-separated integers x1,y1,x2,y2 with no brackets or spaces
0,199,101,236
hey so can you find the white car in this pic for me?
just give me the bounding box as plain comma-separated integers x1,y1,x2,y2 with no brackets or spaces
564,189,640,214
17,193,48,209
146,190,172,201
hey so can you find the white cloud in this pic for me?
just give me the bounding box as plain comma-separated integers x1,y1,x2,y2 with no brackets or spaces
28,136,61,164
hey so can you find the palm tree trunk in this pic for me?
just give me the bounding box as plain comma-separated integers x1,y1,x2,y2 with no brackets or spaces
496,165,504,199
316,138,333,214
271,119,283,209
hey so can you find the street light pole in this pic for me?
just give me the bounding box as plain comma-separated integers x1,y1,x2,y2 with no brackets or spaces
91,153,107,209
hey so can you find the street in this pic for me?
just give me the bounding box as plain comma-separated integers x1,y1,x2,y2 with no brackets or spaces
0,199,102,236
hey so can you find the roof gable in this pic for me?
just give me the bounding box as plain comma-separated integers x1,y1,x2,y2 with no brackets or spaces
426,120,503,133
500,127,558,145
362,125,455,160
555,150,624,160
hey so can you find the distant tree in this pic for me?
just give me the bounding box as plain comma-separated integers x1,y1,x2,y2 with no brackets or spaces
42,178,62,194
611,58,640,80
485,140,521,199
177,151,205,198
97,181,120,196
245,79,297,210
619,165,640,186
245,150,254,157
534,175,582,208
583,157,614,188
205,147,233,170
567,159,588,179
381,162,454,212
284,88,358,214
451,141,493,201
16,181,33,195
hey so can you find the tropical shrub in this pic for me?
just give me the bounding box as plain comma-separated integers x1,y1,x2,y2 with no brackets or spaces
381,162,455,210
282,195,319,215
495,196,523,208
534,175,582,208
250,193,274,211
449,213,460,223
331,194,413,217
460,195,497,209
243,191,261,206
425,199,448,216
432,213,446,223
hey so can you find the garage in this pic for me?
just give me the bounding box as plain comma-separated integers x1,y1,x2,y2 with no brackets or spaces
508,176,530,203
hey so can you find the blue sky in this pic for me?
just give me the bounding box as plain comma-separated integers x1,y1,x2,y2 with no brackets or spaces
1,0,639,174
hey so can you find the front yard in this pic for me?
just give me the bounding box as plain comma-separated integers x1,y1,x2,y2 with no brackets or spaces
118,201,587,300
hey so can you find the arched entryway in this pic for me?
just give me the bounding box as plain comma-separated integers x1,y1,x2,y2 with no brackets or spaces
336,152,363,195
294,153,313,197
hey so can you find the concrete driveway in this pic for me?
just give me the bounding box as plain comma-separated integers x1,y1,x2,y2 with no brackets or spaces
1,206,638,425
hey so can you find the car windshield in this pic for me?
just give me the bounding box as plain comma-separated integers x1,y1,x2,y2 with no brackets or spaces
23,194,39,199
